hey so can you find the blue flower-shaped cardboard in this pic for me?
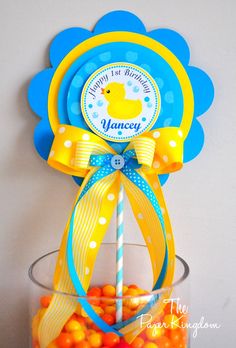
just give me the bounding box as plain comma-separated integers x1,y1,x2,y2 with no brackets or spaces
28,11,214,186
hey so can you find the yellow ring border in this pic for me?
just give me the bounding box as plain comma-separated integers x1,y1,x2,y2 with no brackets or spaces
48,31,194,140
81,62,161,142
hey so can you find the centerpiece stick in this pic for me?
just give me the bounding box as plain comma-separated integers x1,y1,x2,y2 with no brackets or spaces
116,182,124,323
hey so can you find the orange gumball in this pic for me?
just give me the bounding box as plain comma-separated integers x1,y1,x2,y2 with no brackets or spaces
128,284,138,289
103,332,120,347
146,327,163,340
163,315,179,330
179,328,187,343
88,333,103,348
89,298,101,306
90,323,101,332
104,306,116,316
124,289,139,297
40,295,52,308
102,285,116,298
56,332,73,348
179,314,188,326
77,317,86,326
47,341,58,348
122,307,132,321
70,313,78,321
75,341,91,348
72,330,86,343
169,330,182,344
65,319,82,332
87,288,101,306
131,337,144,348
33,341,40,348
175,341,187,348
156,336,171,348
143,343,158,348
164,303,178,316
100,302,107,309
88,287,102,297
101,314,115,326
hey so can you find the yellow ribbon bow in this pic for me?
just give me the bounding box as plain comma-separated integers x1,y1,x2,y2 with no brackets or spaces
38,125,184,348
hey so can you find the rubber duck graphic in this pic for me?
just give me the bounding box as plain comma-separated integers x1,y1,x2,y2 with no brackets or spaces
101,82,142,119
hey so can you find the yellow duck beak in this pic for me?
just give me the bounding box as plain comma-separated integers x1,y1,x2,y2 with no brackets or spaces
101,88,105,94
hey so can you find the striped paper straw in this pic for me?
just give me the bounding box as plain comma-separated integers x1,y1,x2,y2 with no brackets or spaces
116,183,124,323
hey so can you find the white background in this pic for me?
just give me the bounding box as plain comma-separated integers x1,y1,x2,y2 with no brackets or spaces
0,1,236,347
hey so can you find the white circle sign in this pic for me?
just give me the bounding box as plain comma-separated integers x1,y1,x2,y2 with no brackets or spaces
81,63,161,142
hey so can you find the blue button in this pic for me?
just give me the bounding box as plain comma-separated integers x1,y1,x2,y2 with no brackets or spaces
111,155,125,170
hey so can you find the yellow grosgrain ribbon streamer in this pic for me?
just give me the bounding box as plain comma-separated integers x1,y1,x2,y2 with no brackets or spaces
119,172,175,340
38,125,183,348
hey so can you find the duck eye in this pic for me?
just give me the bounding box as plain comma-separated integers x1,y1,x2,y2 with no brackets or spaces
106,90,110,94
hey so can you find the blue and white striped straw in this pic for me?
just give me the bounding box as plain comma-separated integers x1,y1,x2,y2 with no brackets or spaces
116,183,124,323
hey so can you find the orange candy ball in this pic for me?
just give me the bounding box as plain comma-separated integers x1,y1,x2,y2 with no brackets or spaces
75,341,91,348
104,306,116,316
40,295,52,308
131,337,144,348
156,337,171,348
179,314,188,326
143,343,158,348
56,332,73,348
76,317,86,326
33,342,40,348
122,307,132,321
102,299,116,306
88,333,103,348
175,341,186,348
146,327,163,340
102,285,116,297
88,287,102,297
101,313,115,326
122,286,128,294
164,303,178,316
47,341,58,348
72,330,86,343
103,332,120,347
169,330,182,344
163,315,179,330
128,284,138,289
124,288,139,297
87,288,101,306
65,319,82,332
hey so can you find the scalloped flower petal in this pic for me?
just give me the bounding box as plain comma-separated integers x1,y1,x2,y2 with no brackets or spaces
28,68,54,118
49,28,92,67
94,10,146,34
184,119,205,162
187,66,214,117
148,29,190,65
34,120,54,160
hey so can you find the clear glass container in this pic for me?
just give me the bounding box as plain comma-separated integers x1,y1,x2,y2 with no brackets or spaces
28,244,190,348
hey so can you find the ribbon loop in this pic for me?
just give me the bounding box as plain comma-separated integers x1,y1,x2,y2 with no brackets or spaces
148,127,184,174
129,136,156,167
90,153,113,167
48,125,115,175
